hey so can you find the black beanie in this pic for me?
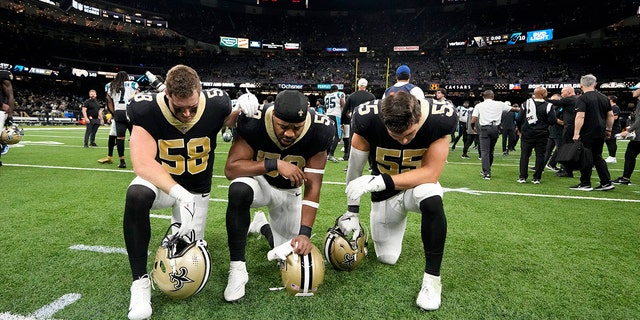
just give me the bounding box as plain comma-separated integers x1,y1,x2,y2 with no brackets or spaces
274,90,308,123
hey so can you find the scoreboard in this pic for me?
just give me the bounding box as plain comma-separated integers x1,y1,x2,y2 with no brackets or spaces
471,32,527,47
485,34,511,46
507,32,527,45
448,29,552,48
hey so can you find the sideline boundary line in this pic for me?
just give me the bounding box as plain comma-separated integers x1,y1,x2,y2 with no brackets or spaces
444,187,640,203
4,163,636,203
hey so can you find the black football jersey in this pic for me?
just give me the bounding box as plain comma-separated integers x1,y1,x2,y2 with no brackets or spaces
352,98,458,201
127,89,232,193
0,70,11,81
236,105,335,189
0,70,12,103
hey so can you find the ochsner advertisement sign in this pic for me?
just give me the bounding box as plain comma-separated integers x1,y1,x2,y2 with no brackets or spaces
278,83,304,90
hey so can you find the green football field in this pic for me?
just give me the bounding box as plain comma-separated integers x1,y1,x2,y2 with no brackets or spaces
1,126,638,320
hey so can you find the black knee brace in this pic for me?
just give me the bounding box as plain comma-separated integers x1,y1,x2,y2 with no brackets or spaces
226,182,254,261
123,184,155,279
419,196,447,276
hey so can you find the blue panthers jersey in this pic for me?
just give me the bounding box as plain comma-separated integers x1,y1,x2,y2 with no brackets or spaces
105,81,139,111
324,91,345,117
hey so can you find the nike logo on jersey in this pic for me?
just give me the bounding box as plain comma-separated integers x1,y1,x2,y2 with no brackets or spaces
295,192,302,197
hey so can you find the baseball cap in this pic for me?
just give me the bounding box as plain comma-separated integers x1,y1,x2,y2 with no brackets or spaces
396,65,410,76
629,82,640,90
274,90,308,123
357,78,368,87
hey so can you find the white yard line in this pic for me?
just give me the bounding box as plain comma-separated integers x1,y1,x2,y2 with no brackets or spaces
3,163,635,203
0,293,82,320
444,187,640,202
29,294,82,319
68,245,129,255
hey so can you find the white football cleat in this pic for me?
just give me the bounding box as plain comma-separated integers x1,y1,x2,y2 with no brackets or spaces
605,156,617,164
416,273,442,311
128,275,152,320
248,210,268,235
224,261,249,302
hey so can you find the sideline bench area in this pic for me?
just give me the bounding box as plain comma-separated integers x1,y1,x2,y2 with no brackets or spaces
12,116,78,125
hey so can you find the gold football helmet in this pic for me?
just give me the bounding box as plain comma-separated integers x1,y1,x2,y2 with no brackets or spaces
323,221,368,271
279,244,325,296
151,223,211,299
0,124,23,145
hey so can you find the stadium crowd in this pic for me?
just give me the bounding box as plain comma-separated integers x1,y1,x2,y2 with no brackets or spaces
1,0,639,118
2,1,640,316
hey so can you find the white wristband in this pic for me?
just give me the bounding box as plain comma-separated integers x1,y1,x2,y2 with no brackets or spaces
302,200,319,209
169,184,192,202
304,168,325,174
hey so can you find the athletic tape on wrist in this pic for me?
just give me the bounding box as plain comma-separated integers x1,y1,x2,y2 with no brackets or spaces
304,168,325,174
302,200,319,208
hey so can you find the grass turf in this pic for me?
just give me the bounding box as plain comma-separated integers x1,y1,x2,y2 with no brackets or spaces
1,126,638,319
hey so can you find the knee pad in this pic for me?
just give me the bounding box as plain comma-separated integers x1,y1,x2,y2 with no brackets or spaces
228,181,254,207
124,185,155,223
413,183,443,202
125,184,155,210
419,196,445,216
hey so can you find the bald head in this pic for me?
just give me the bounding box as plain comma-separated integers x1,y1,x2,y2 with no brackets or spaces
482,90,494,100
561,86,575,98
533,86,547,99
